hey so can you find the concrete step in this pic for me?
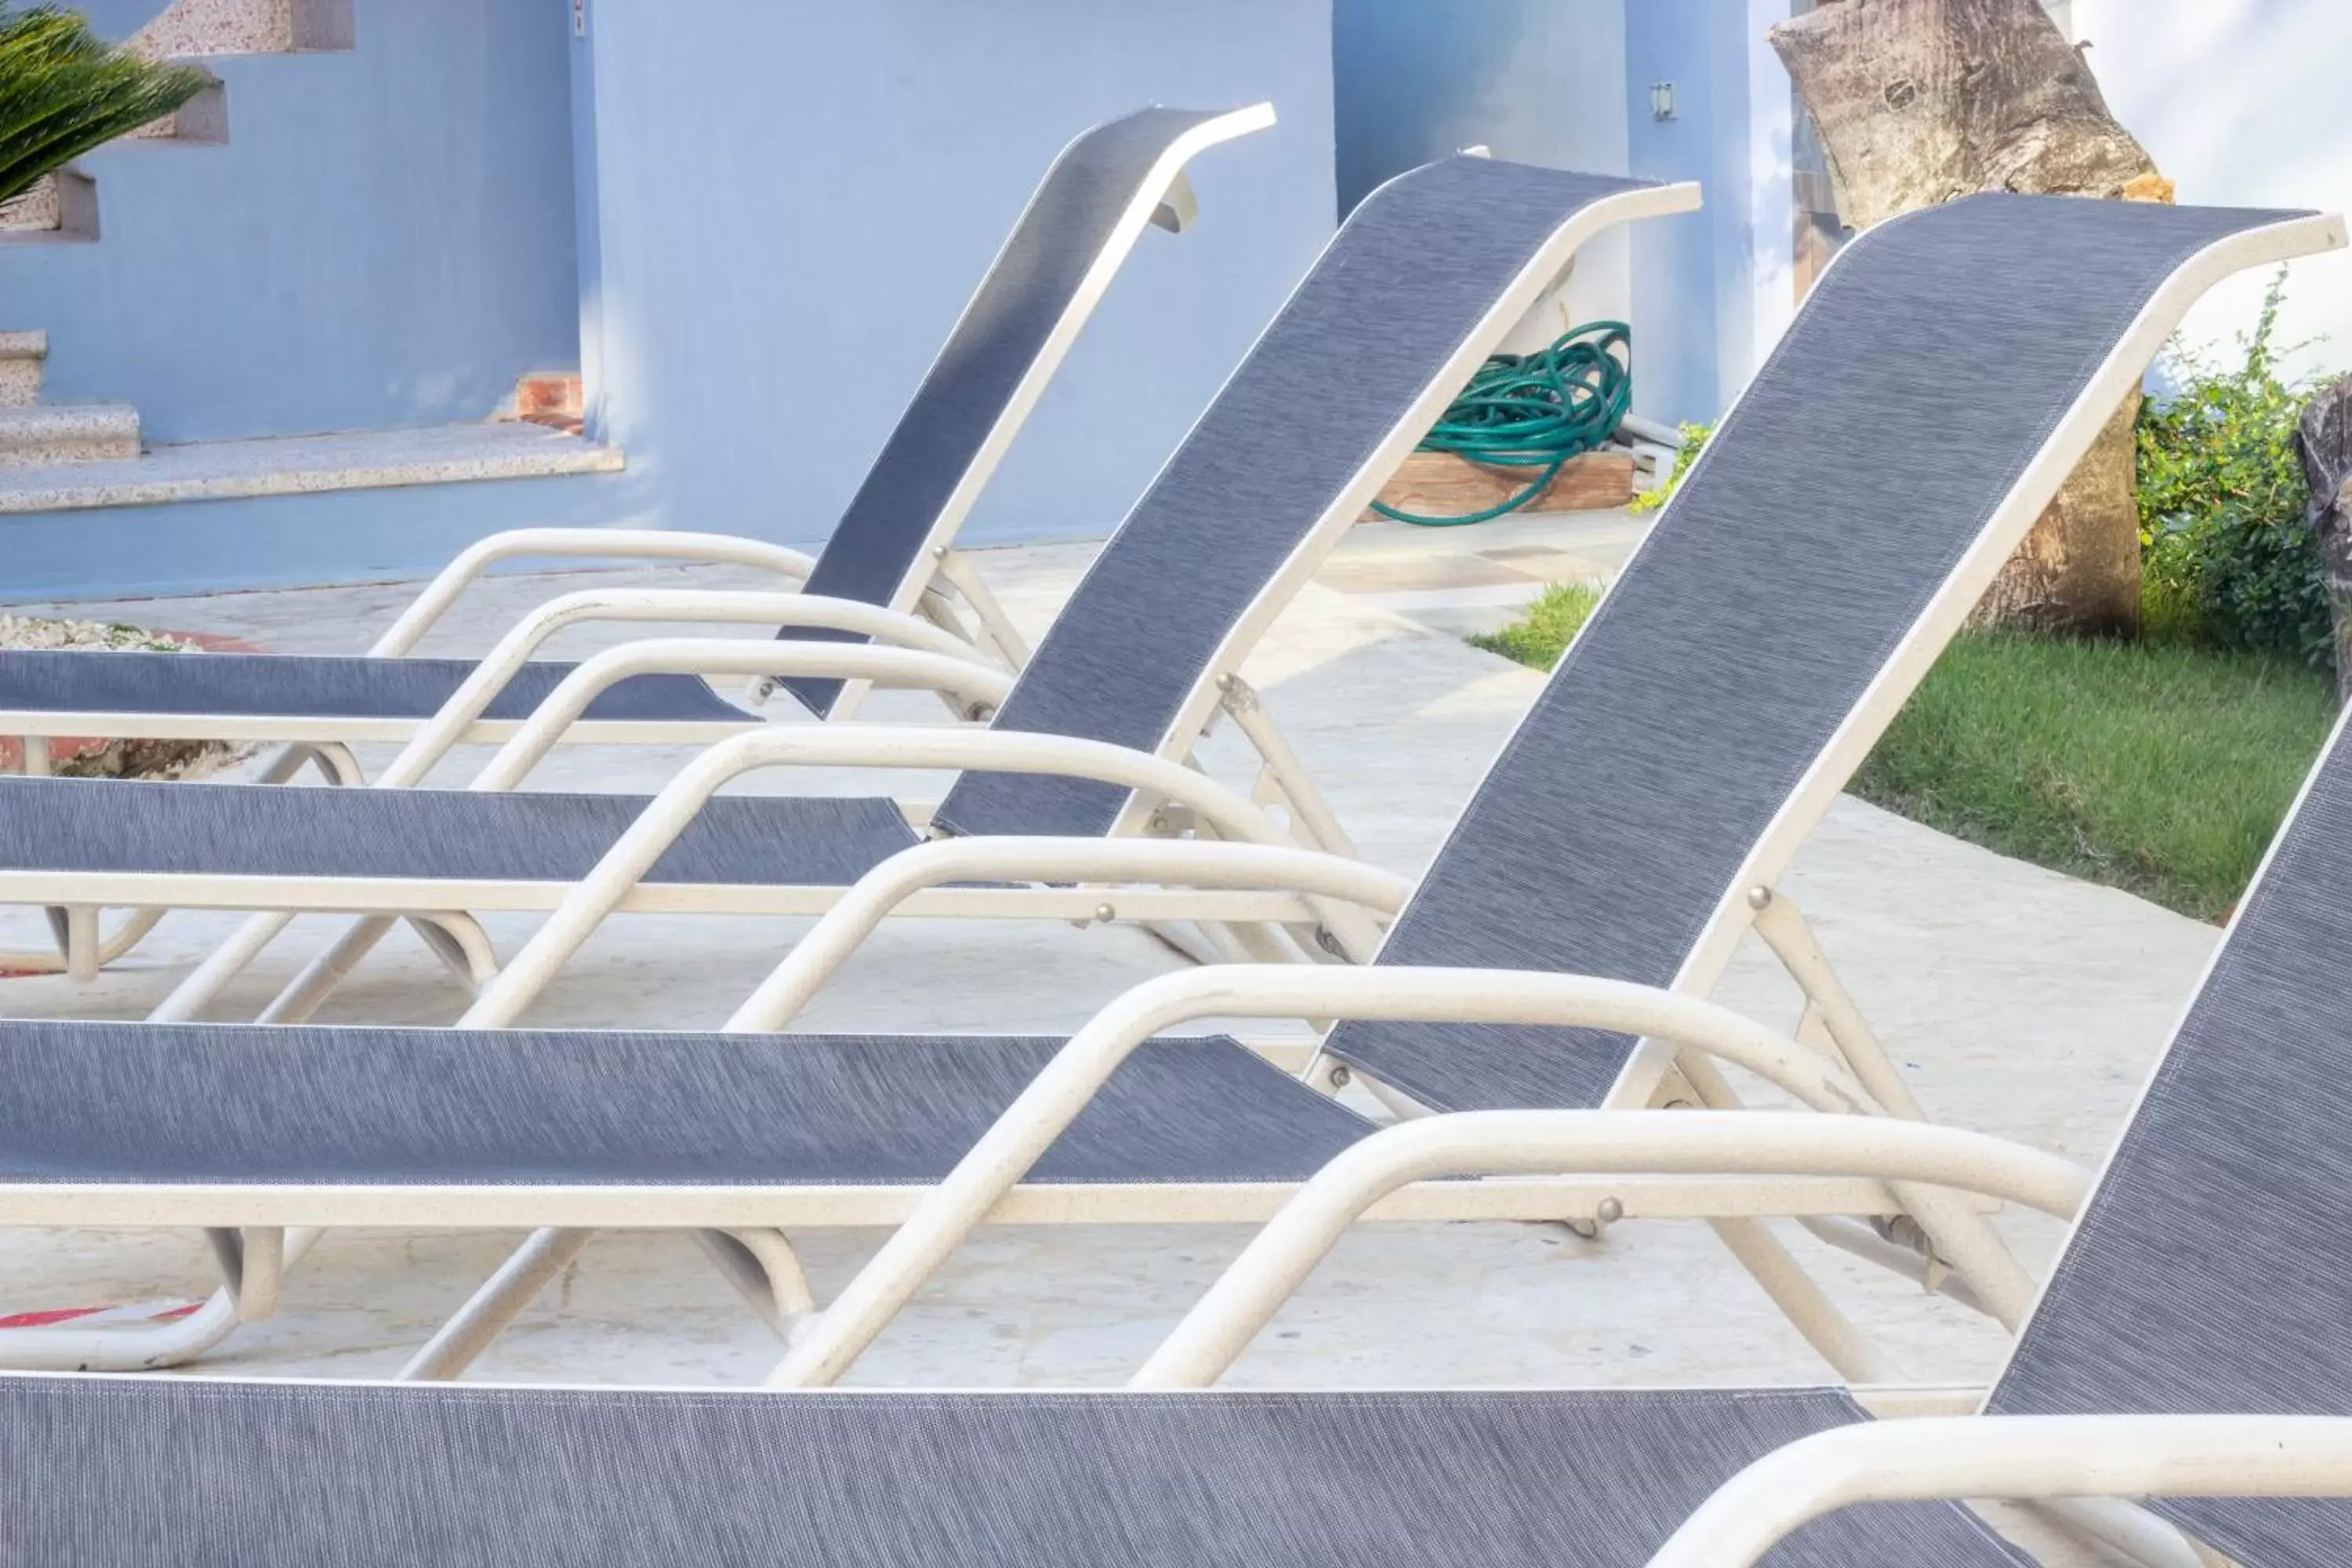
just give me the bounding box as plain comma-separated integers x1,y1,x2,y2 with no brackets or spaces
124,67,229,145
0,405,142,467
0,421,621,513
0,171,98,243
129,0,354,59
0,333,46,409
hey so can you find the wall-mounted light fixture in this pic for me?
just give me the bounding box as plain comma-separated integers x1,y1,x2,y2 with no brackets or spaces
1649,81,1677,122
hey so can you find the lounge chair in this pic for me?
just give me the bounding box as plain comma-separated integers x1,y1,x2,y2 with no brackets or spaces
0,193,2326,1387
1145,685,2352,1568
0,103,1269,980
18,674,2352,1568
0,155,1692,1022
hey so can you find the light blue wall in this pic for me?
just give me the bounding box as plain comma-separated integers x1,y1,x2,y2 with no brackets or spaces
0,0,580,443
1329,1,1636,384
0,473,633,602
6,0,1332,601
572,0,1337,550
1334,0,1630,215
1622,0,1756,426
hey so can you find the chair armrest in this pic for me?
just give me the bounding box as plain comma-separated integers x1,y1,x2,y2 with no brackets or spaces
1647,1415,2352,1568
1134,1105,2089,1387
766,964,2085,1390
458,730,1305,1030
379,588,985,787
371,529,818,655
471,638,1014,790
724,838,1414,1029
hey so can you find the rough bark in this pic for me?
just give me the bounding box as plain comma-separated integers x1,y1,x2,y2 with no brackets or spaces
1965,388,2143,633
1770,0,2171,634
1770,0,2170,227
2296,375,2352,702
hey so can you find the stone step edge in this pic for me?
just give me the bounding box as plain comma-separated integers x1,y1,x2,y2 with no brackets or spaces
0,422,622,514
0,404,143,467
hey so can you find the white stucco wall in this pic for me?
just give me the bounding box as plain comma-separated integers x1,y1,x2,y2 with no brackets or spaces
2074,0,2352,382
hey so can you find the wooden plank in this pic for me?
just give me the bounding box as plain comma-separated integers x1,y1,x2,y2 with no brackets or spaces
1365,449,1634,523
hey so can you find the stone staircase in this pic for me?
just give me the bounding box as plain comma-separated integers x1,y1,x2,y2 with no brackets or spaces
0,0,615,513
0,334,140,467
0,1,339,466
0,0,354,239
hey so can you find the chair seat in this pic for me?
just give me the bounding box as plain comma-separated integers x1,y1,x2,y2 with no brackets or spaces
0,776,918,887
0,648,752,724
0,1377,2022,1566
0,1022,1375,1185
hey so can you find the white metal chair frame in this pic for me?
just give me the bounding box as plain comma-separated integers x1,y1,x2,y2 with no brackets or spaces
2,199,2333,1388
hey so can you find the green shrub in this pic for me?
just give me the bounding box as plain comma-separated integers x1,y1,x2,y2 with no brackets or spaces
0,5,209,207
2136,272,2333,665
1628,421,1711,514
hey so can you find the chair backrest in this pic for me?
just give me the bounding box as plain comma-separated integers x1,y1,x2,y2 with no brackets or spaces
935,158,1674,839
782,104,1268,717
1984,705,2352,1566
1322,194,2325,1116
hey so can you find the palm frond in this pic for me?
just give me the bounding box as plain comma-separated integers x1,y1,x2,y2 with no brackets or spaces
0,5,209,207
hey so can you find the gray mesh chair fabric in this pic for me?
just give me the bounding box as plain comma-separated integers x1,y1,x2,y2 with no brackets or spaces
0,775,916,887
1323,194,2309,1116
1987,714,2352,1564
0,1378,2026,1566
784,106,1242,717
934,159,1663,840
0,108,1234,732
0,648,746,723
0,1021,1372,1185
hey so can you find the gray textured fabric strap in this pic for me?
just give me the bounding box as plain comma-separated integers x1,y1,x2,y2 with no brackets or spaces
0,648,746,723
783,106,1243,717
1325,194,2308,1115
1987,713,2352,1565
0,774,916,886
935,158,1661,840
0,1379,2024,1566
0,1021,1370,1185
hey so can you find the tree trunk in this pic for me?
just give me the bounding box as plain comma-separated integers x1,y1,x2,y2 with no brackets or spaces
1965,388,2143,633
1770,0,2172,635
2296,375,2352,702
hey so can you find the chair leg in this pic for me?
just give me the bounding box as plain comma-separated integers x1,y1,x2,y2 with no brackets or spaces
0,907,169,978
0,1287,245,1372
0,1225,323,1371
148,911,299,1022
693,1229,818,1338
1672,1053,1904,1381
1216,672,1358,861
1747,885,1928,1121
400,1227,594,1382
1707,1216,1898,1384
932,546,1033,670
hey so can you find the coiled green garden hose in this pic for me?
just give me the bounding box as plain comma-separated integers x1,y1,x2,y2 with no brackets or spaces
1371,321,1632,527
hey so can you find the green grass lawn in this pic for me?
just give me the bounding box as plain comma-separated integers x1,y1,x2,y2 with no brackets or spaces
1466,581,1602,666
1471,589,2339,922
